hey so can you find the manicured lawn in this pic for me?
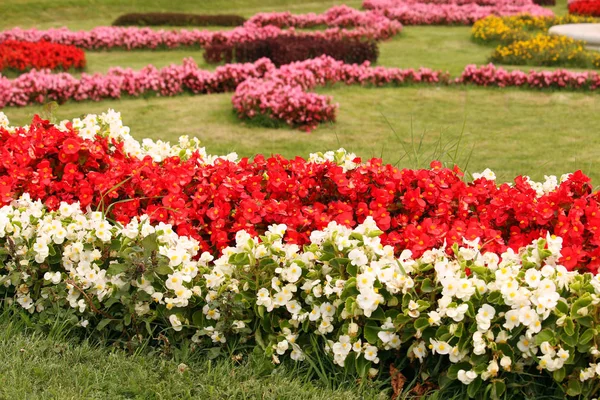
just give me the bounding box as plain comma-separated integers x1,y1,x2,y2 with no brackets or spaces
0,313,388,399
0,0,597,398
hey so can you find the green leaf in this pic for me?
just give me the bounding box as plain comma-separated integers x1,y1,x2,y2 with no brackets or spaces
564,317,575,336
394,314,411,326
255,328,265,349
355,354,371,377
467,378,483,398
553,367,566,383
579,328,596,345
420,278,435,293
340,278,358,300
141,233,158,252
154,264,173,275
561,327,578,348
107,263,129,276
566,378,582,396
535,329,555,346
370,307,385,321
414,317,429,331
192,310,204,327
345,298,356,315
96,318,111,331
206,347,221,360
555,300,569,315
491,380,506,400
347,263,358,277
363,321,380,344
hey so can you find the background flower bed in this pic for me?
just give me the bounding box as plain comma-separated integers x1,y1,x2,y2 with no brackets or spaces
2,56,600,131
0,6,401,51
363,0,554,25
472,15,600,68
569,0,600,16
203,36,379,66
112,12,247,27
0,40,86,74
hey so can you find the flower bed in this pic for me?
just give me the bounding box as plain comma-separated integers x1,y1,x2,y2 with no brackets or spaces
1,111,600,397
0,6,401,51
569,0,600,17
2,56,600,131
1,110,600,271
0,40,86,73
472,15,600,68
203,36,379,66
362,0,554,25
112,13,246,27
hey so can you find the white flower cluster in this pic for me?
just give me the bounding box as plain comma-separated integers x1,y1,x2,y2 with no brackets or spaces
0,194,206,333
523,174,572,197
2,192,600,393
308,148,360,172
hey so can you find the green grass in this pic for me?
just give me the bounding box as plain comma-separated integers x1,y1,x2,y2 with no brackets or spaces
0,312,389,399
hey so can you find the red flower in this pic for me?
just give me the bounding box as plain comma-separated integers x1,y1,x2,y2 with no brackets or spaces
62,138,81,155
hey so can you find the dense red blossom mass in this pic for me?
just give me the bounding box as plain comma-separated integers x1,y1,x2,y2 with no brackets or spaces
569,0,600,16
1,116,600,273
0,40,86,73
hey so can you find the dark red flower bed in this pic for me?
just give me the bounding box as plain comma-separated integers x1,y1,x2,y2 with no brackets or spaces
2,115,600,273
112,13,246,27
0,40,86,73
203,36,379,66
569,0,600,16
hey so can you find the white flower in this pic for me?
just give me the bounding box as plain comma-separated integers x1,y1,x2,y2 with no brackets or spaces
429,339,450,355
457,369,477,385
275,340,289,355
364,345,379,363
500,356,512,371
476,304,496,331
283,263,302,283
524,269,542,288
169,314,183,332
43,271,61,284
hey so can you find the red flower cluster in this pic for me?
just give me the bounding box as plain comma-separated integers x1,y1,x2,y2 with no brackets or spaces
2,115,600,273
0,40,85,73
569,0,600,16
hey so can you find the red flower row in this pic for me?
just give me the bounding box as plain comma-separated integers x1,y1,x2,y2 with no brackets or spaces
2,115,600,273
569,0,600,16
0,40,86,73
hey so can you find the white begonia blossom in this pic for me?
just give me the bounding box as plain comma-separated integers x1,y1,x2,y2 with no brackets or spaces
457,369,477,385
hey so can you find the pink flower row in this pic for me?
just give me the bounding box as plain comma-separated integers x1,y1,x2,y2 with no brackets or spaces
245,5,401,39
363,0,554,24
2,56,599,130
232,78,338,131
0,58,277,107
0,7,402,51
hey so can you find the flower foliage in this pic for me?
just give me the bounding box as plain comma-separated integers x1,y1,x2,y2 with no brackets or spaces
0,40,86,73
472,15,600,68
112,13,247,27
363,0,554,25
2,193,600,398
203,36,379,66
